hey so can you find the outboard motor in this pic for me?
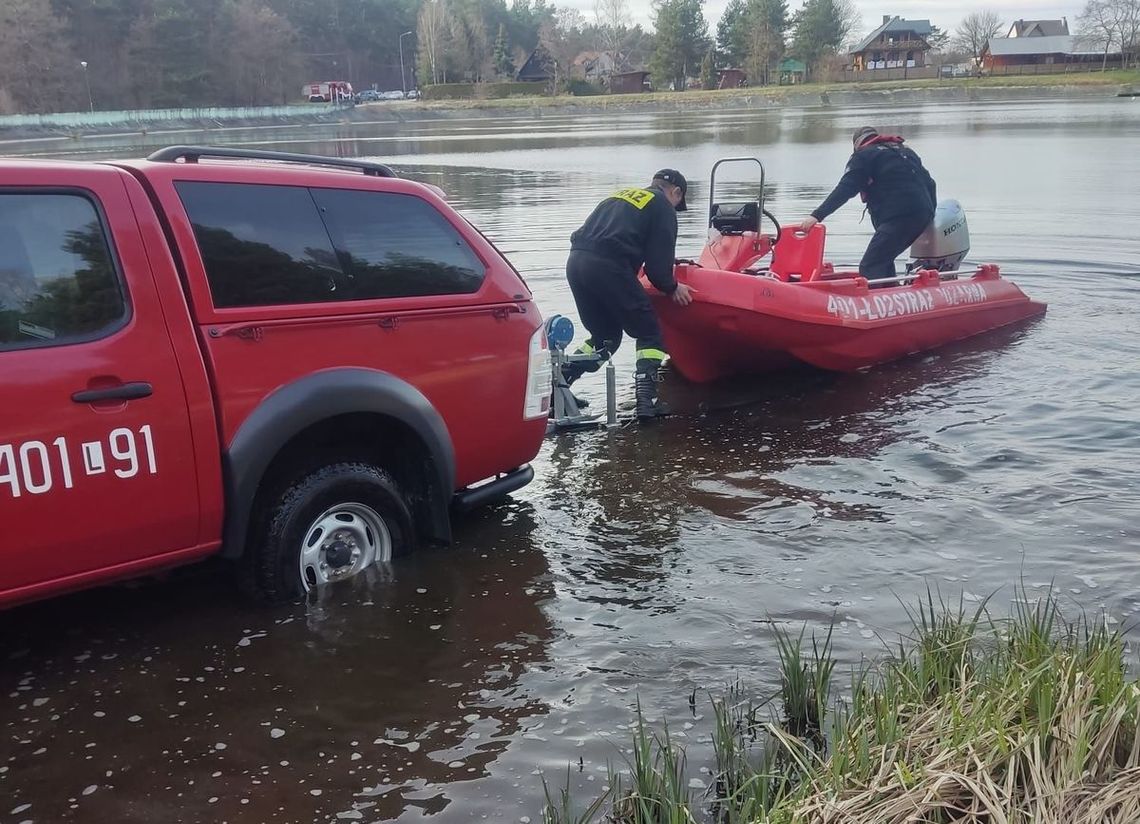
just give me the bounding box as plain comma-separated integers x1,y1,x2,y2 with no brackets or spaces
909,199,970,272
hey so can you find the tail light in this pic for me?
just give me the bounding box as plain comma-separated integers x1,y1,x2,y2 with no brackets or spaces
523,324,551,420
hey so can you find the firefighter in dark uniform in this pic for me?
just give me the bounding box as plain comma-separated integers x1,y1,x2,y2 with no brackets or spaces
561,170,695,420
798,126,938,280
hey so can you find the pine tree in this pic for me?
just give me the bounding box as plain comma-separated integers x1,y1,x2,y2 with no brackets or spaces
651,0,711,91
790,0,855,78
493,23,515,78
714,0,787,83
745,0,788,86
716,0,749,66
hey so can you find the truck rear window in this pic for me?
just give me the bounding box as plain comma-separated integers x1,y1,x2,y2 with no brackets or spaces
0,193,126,351
310,188,484,298
176,182,485,308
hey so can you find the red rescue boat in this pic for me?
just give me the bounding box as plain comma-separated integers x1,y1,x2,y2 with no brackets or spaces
642,158,1047,383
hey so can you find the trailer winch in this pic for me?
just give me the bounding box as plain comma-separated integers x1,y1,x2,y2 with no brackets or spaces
545,314,618,434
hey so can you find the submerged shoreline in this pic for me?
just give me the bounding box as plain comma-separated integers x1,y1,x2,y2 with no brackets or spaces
0,72,1135,144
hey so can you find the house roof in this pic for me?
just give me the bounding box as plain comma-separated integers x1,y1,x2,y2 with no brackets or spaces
985,34,1121,56
1009,19,1069,37
516,47,554,81
852,17,933,53
985,35,1073,56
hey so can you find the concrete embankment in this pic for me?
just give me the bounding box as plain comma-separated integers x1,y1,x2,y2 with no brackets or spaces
0,78,1134,142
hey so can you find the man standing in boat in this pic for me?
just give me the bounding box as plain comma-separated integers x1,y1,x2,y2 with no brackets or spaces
798,126,937,280
561,170,695,421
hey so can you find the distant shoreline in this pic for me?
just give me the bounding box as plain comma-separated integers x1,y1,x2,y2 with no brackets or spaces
0,72,1135,145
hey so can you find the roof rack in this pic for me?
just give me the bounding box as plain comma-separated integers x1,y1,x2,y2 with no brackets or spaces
146,146,397,177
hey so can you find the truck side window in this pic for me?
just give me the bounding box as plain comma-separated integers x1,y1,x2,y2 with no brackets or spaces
176,182,347,308
311,189,486,298
0,193,126,351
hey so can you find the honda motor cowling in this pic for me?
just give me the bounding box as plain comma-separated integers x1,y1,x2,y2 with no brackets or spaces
909,199,970,272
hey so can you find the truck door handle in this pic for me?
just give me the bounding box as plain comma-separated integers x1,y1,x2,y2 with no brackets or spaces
72,382,153,404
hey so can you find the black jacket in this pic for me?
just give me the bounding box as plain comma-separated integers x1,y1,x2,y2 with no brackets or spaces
570,185,679,294
811,139,937,227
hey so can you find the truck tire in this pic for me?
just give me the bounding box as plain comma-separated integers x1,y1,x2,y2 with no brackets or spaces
246,462,414,602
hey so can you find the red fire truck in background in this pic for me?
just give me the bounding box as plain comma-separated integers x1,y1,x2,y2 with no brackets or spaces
304,80,354,103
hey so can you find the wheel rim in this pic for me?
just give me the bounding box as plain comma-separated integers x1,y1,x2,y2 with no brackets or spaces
299,502,392,592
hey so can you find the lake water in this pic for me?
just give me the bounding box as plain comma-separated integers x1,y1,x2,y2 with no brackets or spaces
2,97,1139,822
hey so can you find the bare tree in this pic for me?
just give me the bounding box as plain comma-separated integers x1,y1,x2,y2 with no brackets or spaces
955,10,1004,63
595,0,632,34
540,9,587,92
594,0,632,62
837,0,863,49
1078,0,1120,70
744,9,783,87
418,0,451,84
217,0,301,106
448,12,475,81
1112,0,1140,67
1077,0,1140,69
456,7,493,82
0,0,79,113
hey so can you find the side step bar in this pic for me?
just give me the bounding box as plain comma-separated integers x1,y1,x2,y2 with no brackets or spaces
452,465,535,513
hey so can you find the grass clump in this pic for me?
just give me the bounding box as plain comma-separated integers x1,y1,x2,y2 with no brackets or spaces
543,588,1140,823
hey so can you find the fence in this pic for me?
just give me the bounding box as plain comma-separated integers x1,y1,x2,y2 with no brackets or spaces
0,103,352,131
984,61,1126,76
837,66,943,82
838,61,1128,83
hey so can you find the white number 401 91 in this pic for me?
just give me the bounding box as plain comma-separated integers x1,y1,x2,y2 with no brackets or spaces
0,425,156,498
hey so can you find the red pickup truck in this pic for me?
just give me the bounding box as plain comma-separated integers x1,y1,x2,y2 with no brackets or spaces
0,146,551,608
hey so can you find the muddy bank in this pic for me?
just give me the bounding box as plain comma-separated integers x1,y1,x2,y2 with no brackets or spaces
0,79,1131,143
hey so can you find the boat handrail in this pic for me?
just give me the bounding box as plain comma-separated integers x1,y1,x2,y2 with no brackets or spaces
709,157,766,232
861,269,971,286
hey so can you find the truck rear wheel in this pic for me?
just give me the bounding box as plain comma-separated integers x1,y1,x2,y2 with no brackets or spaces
247,462,413,602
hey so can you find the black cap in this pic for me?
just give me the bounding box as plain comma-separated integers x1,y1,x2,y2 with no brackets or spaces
852,126,878,148
653,169,688,212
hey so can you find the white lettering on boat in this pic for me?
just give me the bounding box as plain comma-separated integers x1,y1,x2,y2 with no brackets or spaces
863,291,936,320
827,283,987,322
826,294,859,318
827,291,934,320
937,283,988,306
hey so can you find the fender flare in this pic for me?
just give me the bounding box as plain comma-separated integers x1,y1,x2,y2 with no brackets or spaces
221,368,456,558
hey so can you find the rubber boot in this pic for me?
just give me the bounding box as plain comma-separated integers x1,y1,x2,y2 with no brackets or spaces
560,359,594,387
559,345,611,409
634,359,670,420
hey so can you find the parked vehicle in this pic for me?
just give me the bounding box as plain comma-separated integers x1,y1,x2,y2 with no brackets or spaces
303,80,353,103
0,146,551,608
355,89,383,103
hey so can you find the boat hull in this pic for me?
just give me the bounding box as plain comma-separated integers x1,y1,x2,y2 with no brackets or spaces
644,265,1047,383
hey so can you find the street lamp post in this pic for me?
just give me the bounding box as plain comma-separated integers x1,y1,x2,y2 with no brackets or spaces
80,61,93,112
399,31,413,98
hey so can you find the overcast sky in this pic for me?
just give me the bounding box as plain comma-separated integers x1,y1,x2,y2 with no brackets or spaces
558,0,1085,39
